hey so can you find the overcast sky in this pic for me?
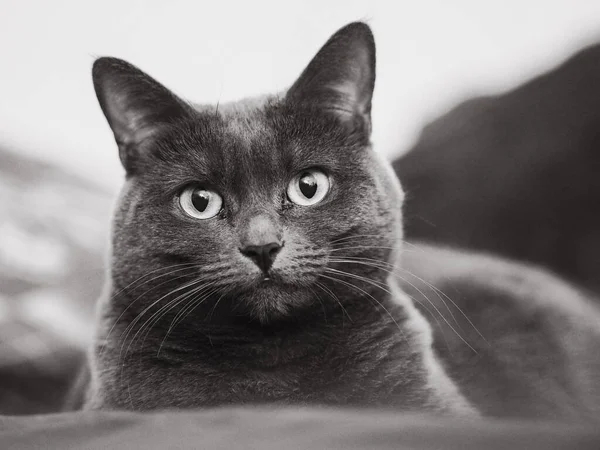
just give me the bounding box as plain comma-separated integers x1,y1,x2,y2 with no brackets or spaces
2,0,600,191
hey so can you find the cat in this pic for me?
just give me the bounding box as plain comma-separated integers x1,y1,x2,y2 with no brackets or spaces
84,22,600,422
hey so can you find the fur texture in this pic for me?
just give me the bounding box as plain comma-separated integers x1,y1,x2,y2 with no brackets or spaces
87,22,600,421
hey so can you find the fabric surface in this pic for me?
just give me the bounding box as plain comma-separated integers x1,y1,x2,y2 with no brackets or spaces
1,408,600,450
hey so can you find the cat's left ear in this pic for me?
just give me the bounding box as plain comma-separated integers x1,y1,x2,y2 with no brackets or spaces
92,57,195,173
286,22,376,134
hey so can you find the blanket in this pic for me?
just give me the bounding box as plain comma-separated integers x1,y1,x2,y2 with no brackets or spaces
2,408,599,450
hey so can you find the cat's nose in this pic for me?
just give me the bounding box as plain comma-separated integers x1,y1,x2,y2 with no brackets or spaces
240,242,282,274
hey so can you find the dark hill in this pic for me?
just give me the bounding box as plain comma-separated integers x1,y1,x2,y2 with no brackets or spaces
394,43,600,295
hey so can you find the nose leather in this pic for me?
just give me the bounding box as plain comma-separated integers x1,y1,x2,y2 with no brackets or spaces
239,214,283,273
240,242,282,273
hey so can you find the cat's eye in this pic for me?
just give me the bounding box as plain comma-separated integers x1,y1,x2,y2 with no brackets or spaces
179,186,223,219
287,169,330,206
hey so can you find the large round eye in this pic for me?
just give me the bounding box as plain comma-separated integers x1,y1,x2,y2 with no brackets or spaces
287,169,330,206
179,186,223,219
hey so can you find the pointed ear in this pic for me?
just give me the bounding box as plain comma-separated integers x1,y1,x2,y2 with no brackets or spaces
286,22,376,134
92,57,194,173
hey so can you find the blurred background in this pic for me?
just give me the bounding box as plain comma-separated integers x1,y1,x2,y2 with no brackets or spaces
3,1,600,188
2,0,600,413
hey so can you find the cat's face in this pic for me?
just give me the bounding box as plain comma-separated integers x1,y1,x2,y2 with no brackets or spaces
94,23,404,324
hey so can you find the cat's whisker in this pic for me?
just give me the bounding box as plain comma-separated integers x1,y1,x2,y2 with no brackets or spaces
157,288,222,356
329,255,487,347
295,251,331,260
99,266,203,358
207,291,226,323
126,262,231,301
104,263,230,328
319,272,405,339
403,291,454,354
134,281,218,353
118,277,209,360
330,245,418,254
314,281,352,323
115,264,232,352
325,266,471,352
307,285,328,323
324,268,463,353
396,267,489,346
169,287,218,330
122,282,214,373
330,255,460,326
325,256,451,344
329,234,422,249
327,260,477,354
110,263,200,302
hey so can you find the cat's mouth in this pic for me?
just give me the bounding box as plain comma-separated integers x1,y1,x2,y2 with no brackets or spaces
234,272,314,322
253,273,289,290
247,269,291,287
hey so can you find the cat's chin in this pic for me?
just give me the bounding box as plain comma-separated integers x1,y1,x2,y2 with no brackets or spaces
237,279,313,324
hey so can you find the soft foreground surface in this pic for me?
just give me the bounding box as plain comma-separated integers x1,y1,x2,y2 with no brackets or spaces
1,408,599,450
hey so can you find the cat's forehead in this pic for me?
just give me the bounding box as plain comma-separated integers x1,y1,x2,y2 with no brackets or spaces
193,94,276,148
181,95,343,170
155,96,290,195
217,97,274,148
148,95,366,199
210,97,282,167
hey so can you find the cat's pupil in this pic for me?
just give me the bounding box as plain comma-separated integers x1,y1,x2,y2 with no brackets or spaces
299,174,318,198
191,190,210,212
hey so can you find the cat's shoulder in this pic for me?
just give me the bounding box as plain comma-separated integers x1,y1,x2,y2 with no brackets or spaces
397,242,600,421
398,242,600,328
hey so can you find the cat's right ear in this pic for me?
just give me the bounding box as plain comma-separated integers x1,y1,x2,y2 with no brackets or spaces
286,22,376,135
92,57,194,173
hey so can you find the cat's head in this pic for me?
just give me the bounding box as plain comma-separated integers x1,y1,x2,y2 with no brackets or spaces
93,22,404,325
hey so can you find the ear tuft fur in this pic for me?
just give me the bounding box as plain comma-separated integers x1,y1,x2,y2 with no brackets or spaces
286,22,376,135
92,57,194,173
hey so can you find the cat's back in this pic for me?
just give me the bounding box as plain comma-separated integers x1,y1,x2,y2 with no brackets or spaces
398,243,600,422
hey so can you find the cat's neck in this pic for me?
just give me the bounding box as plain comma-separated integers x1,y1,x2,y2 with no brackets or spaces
92,275,475,414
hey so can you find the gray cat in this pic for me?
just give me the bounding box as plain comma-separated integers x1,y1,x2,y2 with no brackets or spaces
85,22,600,421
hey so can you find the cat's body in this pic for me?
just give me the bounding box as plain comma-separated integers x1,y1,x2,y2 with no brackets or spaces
86,22,600,422
90,270,470,413
401,244,600,420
